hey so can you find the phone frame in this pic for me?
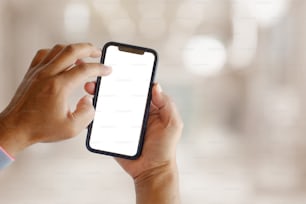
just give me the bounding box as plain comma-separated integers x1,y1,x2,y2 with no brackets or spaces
86,41,158,160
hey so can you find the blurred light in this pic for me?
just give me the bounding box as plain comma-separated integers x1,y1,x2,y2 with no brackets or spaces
137,1,166,39
183,36,227,76
175,1,205,30
245,0,290,27
228,21,257,68
163,33,187,64
195,127,237,157
263,89,300,127
106,8,136,40
92,0,121,18
108,18,136,40
228,2,258,68
139,18,166,39
255,159,300,190
64,2,90,37
137,1,165,17
92,0,135,40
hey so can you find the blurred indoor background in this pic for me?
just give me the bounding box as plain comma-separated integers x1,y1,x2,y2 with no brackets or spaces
1,0,306,203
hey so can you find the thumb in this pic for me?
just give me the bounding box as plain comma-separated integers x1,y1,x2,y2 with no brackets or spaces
151,83,181,126
71,95,95,128
151,83,165,109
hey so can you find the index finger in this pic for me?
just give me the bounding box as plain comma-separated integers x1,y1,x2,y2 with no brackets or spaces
46,43,101,75
60,63,112,92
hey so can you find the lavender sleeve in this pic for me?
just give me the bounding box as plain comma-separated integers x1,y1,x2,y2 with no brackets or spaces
0,146,14,169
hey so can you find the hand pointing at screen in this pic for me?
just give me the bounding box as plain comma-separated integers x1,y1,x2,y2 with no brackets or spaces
0,43,112,156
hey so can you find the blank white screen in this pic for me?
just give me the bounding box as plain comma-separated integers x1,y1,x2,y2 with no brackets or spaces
89,45,155,156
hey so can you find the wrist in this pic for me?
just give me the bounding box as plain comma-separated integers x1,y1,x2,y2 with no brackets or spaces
0,113,33,156
134,161,178,185
134,161,180,204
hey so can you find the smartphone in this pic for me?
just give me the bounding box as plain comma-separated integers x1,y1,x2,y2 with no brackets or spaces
86,42,158,159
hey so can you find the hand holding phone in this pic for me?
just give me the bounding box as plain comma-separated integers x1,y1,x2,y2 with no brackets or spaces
86,42,158,159
84,74,183,204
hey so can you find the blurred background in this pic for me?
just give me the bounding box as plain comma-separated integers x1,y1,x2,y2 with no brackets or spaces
1,0,306,203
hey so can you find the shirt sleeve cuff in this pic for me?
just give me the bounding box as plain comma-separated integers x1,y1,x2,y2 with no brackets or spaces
0,146,15,170
0,146,15,161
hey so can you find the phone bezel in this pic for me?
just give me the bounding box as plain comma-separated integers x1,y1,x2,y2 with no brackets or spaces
86,41,158,160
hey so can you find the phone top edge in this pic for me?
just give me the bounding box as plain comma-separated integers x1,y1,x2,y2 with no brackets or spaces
102,41,158,60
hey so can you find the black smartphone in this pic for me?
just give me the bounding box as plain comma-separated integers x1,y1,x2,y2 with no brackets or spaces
86,42,158,159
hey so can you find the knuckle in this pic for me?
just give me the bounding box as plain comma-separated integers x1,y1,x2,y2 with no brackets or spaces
78,63,91,74
53,44,65,50
63,43,94,57
65,44,78,54
36,49,47,55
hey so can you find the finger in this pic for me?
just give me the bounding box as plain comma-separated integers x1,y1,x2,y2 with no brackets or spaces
69,95,95,132
75,59,85,66
47,43,102,75
84,81,96,95
39,44,66,66
149,83,159,113
151,83,183,127
29,49,50,68
60,63,111,92
151,83,164,109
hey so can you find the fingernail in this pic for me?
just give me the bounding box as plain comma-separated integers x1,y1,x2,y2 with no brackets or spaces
102,65,112,72
104,65,112,69
156,83,163,93
85,95,93,103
